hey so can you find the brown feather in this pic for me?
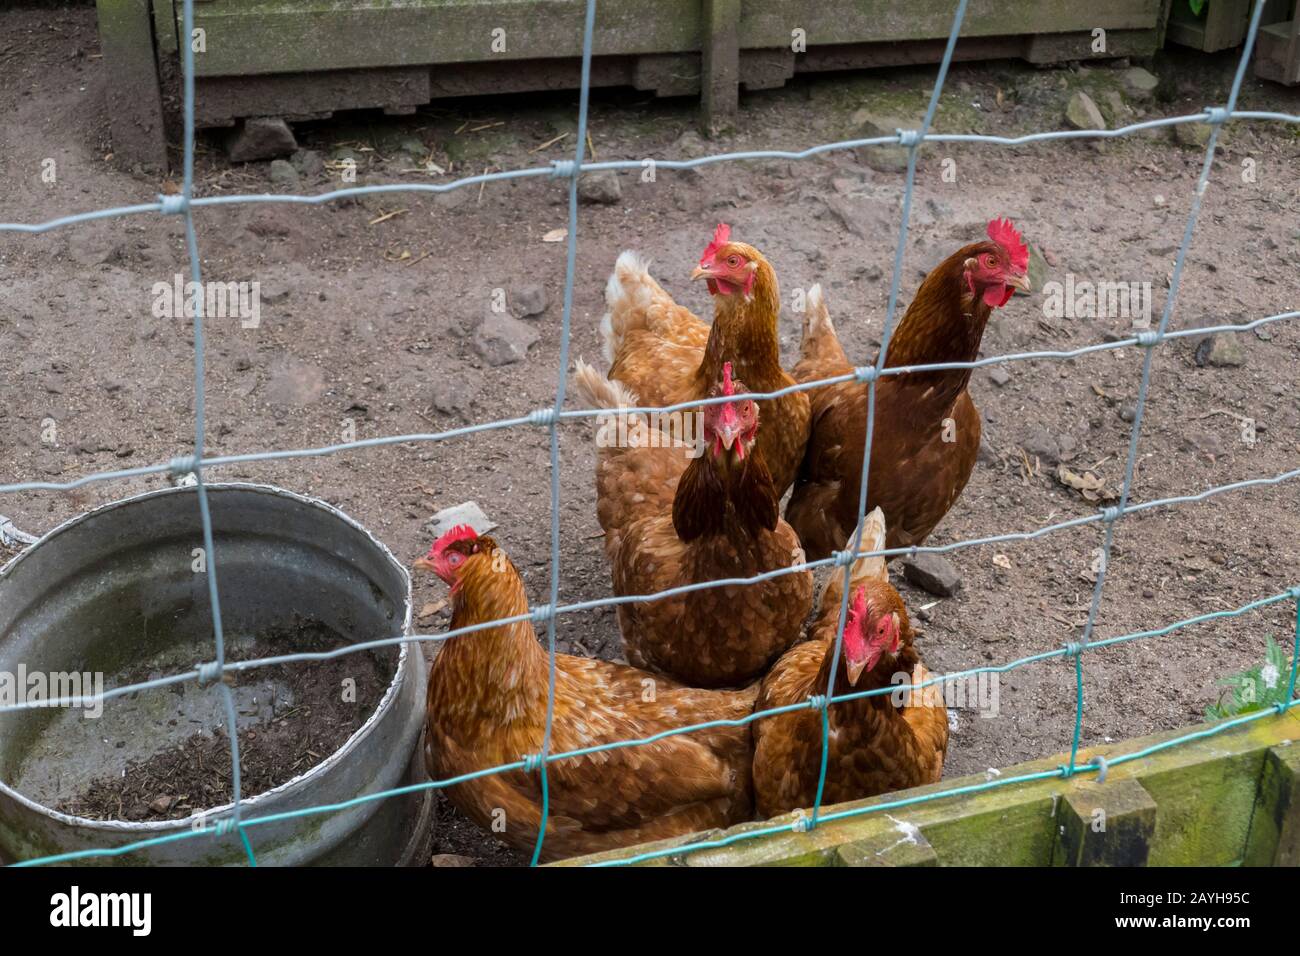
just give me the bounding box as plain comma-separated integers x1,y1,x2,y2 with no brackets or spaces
604,243,811,496
607,439,812,688
752,578,948,817
424,538,757,861
787,241,1006,559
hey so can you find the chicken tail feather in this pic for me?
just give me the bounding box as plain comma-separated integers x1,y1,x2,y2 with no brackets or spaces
797,283,849,370
573,357,640,412
600,250,656,365
848,506,890,587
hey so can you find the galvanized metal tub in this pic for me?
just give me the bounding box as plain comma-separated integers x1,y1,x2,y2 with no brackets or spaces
0,483,432,866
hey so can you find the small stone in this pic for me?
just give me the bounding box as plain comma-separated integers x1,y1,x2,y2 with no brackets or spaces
1142,588,1155,599
428,375,481,416
1122,67,1159,98
977,435,999,465
114,444,135,458
850,109,917,173
225,116,297,162
426,501,497,541
247,211,294,238
395,136,426,158
1101,89,1125,122
472,311,539,366
1119,404,1137,423
1022,426,1060,464
289,149,324,177
578,171,621,205
1057,433,1079,461
260,283,291,304
511,283,549,318
1065,91,1106,131
434,190,471,211
1194,335,1244,368
1174,122,1211,148
1183,431,1226,459
661,130,701,159
988,367,1011,387
900,553,962,597
269,159,300,189
418,600,448,621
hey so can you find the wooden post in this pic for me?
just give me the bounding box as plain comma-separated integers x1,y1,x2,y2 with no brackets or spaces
1244,743,1300,864
699,0,740,136
1052,779,1158,866
96,0,169,171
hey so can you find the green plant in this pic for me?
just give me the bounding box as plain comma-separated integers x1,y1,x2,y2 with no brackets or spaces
1189,0,1208,17
1206,636,1297,719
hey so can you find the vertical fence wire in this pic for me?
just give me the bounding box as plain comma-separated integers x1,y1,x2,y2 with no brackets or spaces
529,0,601,869
809,0,970,829
172,0,255,866
1060,0,1269,779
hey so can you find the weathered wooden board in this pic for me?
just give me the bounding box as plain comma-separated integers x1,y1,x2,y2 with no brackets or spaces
560,710,1300,867
95,0,170,170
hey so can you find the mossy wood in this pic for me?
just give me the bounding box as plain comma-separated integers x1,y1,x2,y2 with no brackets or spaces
560,710,1300,866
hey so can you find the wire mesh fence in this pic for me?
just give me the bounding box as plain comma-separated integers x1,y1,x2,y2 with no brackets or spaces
1,0,1298,867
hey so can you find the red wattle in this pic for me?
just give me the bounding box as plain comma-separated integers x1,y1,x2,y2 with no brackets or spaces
984,284,1013,308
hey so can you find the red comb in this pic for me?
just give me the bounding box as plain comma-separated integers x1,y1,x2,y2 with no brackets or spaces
430,524,478,557
850,585,869,620
700,223,731,265
987,218,1028,272
721,361,736,397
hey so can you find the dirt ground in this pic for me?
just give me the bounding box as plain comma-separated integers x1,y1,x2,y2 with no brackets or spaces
1,8,1298,865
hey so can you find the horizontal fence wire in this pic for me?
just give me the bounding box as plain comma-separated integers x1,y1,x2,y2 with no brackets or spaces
2,0,1298,866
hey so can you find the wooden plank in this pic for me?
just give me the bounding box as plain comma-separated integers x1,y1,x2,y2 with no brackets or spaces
560,710,1300,867
96,0,169,170
700,0,740,135
172,0,1166,79
1023,28,1163,63
1052,779,1158,866
180,0,702,77
740,0,1164,47
835,825,939,866
1243,743,1300,865
1255,16,1300,86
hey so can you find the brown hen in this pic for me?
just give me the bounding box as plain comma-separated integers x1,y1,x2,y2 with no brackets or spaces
574,359,812,688
596,224,810,496
786,219,1030,559
416,527,756,862
752,508,948,818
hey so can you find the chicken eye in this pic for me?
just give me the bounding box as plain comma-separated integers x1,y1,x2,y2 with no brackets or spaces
447,553,463,567
984,254,997,268
727,255,741,267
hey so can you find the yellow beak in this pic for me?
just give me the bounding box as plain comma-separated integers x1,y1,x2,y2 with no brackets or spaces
1005,272,1031,293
